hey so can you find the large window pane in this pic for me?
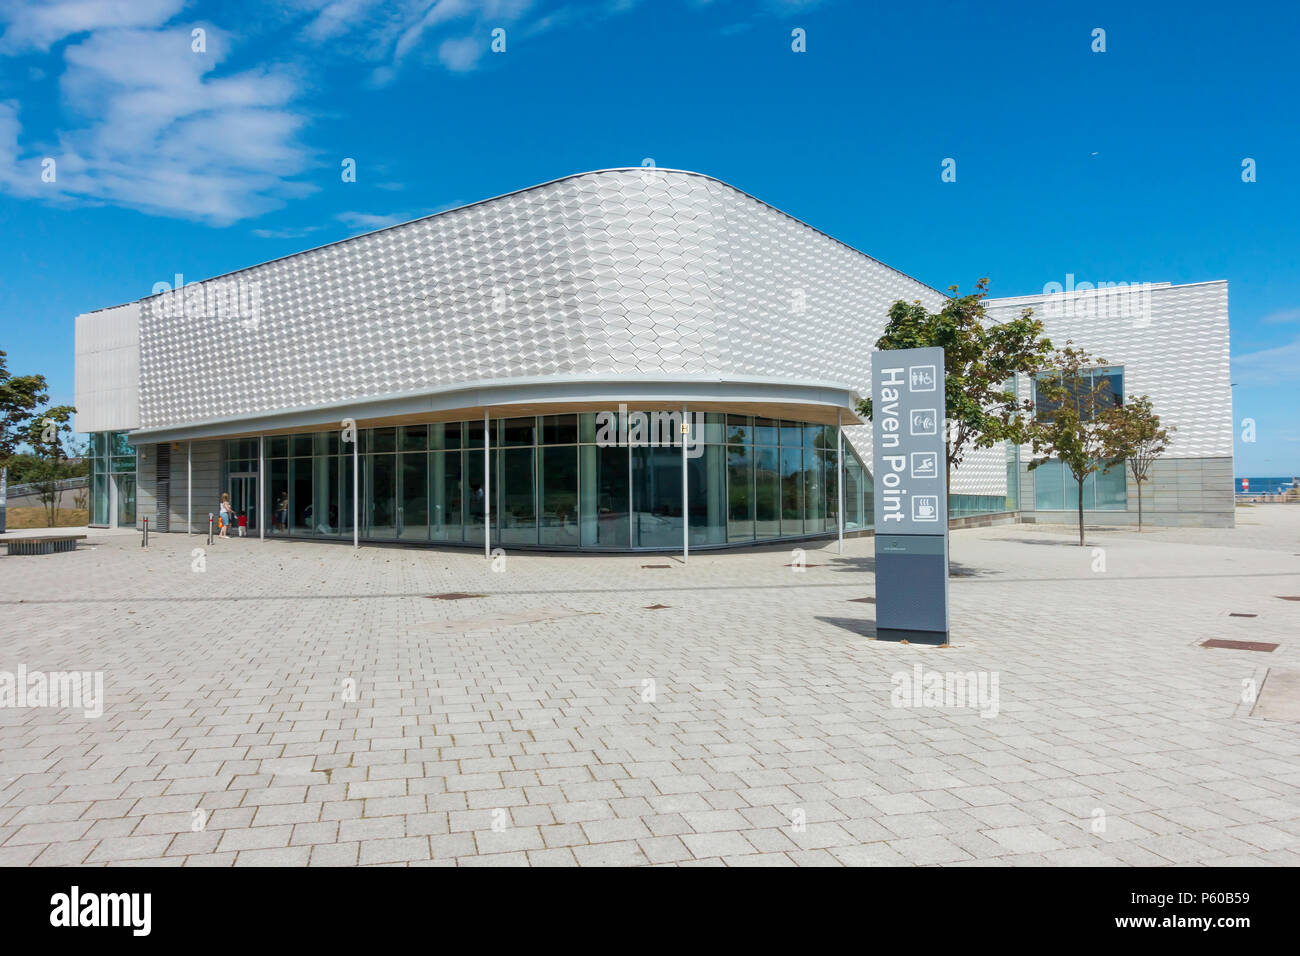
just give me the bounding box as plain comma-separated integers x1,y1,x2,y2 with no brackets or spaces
780,445,803,535
824,447,838,532
1034,458,1066,511
542,414,578,446
580,444,629,548
366,453,397,538
431,421,462,451
779,420,806,448
399,425,428,452
1095,367,1124,412
633,445,681,549
430,450,462,542
399,452,429,539
727,445,754,541
844,457,863,530
540,446,579,547
1095,460,1127,510
338,455,355,538
115,475,136,526
465,449,485,544
726,414,751,445
313,432,340,456
687,443,727,546
754,417,780,447
498,447,536,545
290,458,313,534
501,417,536,448
312,453,336,535
92,472,108,526
270,459,289,533
755,446,780,538
804,447,826,532
695,412,726,445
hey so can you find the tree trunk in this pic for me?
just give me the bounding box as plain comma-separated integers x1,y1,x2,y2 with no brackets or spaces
1137,479,1143,532
1077,475,1086,546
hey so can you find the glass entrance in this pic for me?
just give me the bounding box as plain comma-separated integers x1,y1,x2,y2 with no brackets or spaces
113,474,136,527
228,474,258,533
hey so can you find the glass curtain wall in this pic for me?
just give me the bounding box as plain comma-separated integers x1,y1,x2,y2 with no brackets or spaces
237,411,876,550
88,431,137,527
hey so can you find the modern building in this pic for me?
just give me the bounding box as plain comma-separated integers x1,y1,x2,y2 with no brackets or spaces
73,169,1233,548
986,279,1234,528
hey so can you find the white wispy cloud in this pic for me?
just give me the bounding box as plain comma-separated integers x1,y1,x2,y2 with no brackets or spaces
336,209,410,230
335,198,466,233
252,224,327,239
0,0,185,52
1232,336,1300,387
0,6,316,224
289,0,535,84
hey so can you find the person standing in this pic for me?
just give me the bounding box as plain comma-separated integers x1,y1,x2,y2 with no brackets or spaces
219,493,234,538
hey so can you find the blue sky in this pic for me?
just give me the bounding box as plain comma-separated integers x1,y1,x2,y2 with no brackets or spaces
1,0,1297,474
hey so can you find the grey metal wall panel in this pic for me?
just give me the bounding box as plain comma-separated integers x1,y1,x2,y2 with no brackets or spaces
74,302,141,433
136,442,156,530
1018,455,1233,527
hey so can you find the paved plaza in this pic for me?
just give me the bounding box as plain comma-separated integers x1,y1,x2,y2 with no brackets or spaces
1,507,1299,867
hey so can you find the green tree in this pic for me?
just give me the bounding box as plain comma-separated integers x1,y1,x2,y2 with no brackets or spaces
1027,344,1122,546
1102,395,1173,533
22,406,77,527
1,350,50,465
856,278,1054,498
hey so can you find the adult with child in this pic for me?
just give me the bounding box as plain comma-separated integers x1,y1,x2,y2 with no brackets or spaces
218,492,234,538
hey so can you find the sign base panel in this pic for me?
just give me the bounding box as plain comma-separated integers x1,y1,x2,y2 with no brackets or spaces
876,627,949,646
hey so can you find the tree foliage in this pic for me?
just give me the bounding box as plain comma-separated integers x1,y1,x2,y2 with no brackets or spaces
1102,394,1173,532
0,350,50,464
1026,343,1120,546
856,279,1054,491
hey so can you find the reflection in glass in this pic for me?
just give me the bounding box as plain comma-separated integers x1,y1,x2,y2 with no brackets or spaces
399,452,428,539
498,447,536,545
781,445,803,535
430,450,462,541
540,446,579,547
580,444,629,548
366,453,397,538
727,445,754,541
755,446,780,538
688,443,726,546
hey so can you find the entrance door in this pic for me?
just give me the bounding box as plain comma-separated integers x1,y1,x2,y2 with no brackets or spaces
228,474,258,533
113,474,136,528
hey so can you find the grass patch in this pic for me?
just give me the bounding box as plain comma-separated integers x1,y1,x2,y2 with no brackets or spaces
4,507,89,528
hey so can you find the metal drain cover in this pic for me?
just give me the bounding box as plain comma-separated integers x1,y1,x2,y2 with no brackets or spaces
1229,612,1257,618
1202,639,1278,652
645,604,670,610
427,593,486,600
641,564,671,569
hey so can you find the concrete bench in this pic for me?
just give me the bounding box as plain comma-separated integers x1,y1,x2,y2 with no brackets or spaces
0,534,87,556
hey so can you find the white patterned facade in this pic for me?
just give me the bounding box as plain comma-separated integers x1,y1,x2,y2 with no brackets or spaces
985,280,1234,526
985,280,1233,460
102,168,1019,494
76,170,1233,524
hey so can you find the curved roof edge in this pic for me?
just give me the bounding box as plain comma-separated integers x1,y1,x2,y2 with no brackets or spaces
128,372,864,443
85,168,947,316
